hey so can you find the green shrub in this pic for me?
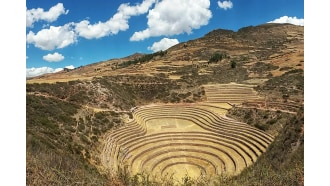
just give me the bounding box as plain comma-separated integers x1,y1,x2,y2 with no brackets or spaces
230,60,237,68
208,52,226,63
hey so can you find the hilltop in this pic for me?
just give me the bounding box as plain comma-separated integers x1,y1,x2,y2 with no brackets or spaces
26,23,304,185
27,23,303,84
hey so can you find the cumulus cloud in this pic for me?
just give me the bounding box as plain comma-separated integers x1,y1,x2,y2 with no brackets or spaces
130,0,212,41
75,0,156,39
64,65,75,69
26,3,69,27
26,23,77,50
26,65,75,77
26,67,63,77
26,1,156,49
268,16,304,26
148,38,179,52
43,52,65,62
217,0,233,10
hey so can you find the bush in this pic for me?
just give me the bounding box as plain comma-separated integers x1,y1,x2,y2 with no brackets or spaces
230,60,237,68
208,52,225,63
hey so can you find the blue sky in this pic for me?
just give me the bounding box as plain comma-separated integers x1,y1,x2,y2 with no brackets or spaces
26,0,304,77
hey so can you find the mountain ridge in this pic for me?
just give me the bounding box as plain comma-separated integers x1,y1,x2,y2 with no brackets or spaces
27,23,303,83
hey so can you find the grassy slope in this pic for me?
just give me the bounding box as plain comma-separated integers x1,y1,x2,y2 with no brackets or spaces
26,72,304,186
26,95,109,185
26,77,201,185
221,108,304,186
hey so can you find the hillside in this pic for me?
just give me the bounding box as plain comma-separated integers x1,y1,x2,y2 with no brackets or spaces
26,23,304,185
27,23,303,84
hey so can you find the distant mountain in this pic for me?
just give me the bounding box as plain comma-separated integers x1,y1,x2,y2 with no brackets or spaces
27,23,303,83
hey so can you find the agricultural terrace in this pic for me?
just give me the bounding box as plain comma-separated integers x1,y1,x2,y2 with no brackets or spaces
100,83,273,183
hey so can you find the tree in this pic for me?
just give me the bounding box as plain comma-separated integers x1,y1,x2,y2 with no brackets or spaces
208,52,225,63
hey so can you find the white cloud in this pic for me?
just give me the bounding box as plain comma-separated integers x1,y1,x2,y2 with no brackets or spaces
148,38,179,52
75,0,156,39
64,65,75,69
43,52,65,62
118,0,156,16
268,16,304,26
26,0,156,49
54,68,63,73
130,0,212,41
26,67,62,77
74,19,126,39
26,23,77,50
26,3,69,28
217,1,233,10
26,65,75,77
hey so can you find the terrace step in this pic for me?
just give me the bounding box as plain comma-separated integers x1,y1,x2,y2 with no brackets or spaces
101,83,275,181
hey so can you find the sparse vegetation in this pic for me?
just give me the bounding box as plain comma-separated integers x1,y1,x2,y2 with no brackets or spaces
118,50,167,68
227,107,298,137
27,23,303,185
208,52,227,64
220,108,304,186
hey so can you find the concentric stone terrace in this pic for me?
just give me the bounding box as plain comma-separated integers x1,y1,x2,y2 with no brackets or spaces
101,83,273,182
